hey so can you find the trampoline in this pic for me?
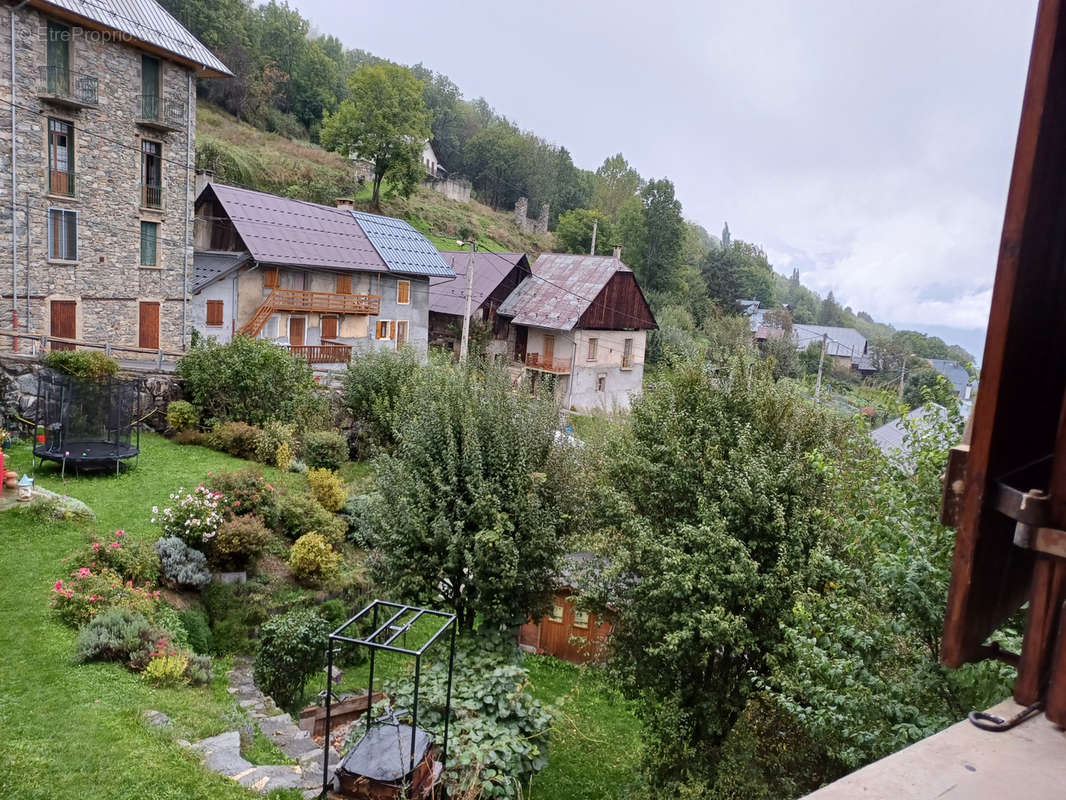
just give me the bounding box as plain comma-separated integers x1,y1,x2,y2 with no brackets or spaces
33,369,143,475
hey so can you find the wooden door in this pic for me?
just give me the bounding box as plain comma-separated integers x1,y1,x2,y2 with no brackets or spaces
336,274,352,295
321,316,338,341
138,302,160,349
289,317,305,346
50,300,76,350
543,334,555,366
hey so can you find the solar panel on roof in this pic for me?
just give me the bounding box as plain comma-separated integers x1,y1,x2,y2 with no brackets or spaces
350,211,456,278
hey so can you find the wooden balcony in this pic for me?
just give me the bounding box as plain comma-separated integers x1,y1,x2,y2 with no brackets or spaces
266,287,380,315
525,352,571,374
287,342,352,364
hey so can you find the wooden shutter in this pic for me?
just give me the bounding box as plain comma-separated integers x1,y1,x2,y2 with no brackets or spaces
139,302,160,349
264,266,279,289
49,300,76,349
397,280,410,304
336,274,352,294
289,317,305,346
395,320,408,346
321,316,338,340
206,300,223,326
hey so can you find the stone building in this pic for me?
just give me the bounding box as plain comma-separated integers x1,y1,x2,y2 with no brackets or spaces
0,0,229,354
191,183,455,362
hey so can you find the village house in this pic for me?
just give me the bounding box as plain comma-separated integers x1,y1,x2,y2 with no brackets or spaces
191,183,454,361
428,250,528,357
1,0,230,354
495,248,657,411
792,324,876,375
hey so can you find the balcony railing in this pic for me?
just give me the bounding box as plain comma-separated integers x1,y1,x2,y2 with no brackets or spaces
525,352,572,374
140,182,164,210
48,168,75,197
39,66,98,107
266,288,381,315
137,94,187,130
287,342,353,364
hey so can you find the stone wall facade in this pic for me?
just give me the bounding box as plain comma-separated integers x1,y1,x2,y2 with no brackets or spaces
513,197,550,235
1,6,197,355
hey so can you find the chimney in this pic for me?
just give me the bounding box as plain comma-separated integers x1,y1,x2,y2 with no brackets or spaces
335,198,354,210
194,169,215,198
612,244,622,260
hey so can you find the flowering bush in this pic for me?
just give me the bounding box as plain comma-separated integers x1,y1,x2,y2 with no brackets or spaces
50,567,160,627
79,530,160,585
205,470,279,526
152,486,224,546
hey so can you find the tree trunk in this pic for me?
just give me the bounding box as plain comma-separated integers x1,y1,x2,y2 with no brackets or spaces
371,173,383,210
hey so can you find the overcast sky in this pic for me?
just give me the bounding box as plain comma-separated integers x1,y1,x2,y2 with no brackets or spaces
295,0,1039,361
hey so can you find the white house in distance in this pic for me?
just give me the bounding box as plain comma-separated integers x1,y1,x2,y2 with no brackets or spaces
495,249,658,411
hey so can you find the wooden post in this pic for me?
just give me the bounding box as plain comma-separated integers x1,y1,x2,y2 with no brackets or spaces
459,241,476,362
814,333,827,402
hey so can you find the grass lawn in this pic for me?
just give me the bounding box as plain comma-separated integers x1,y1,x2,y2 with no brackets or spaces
0,433,641,800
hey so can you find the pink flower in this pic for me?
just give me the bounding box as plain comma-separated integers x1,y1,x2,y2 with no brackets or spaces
53,580,64,591
91,542,100,552
76,567,92,578
114,530,124,537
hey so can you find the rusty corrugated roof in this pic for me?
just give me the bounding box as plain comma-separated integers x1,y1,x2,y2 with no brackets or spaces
430,251,526,316
495,253,630,331
33,0,231,76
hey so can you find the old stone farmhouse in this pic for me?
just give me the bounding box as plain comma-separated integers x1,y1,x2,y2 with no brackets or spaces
1,0,230,353
191,183,455,361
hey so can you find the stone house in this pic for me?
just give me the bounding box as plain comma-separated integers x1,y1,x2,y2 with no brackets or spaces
191,183,454,362
428,251,528,358
1,0,230,354
495,249,657,412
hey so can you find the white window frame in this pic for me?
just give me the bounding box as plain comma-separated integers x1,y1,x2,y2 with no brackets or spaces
548,603,564,623
376,319,393,340
395,319,408,347
263,314,280,340
573,609,589,629
396,279,411,305
47,207,78,262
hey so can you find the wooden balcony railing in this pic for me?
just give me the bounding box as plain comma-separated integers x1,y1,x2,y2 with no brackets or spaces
525,352,571,374
287,342,352,364
264,287,381,315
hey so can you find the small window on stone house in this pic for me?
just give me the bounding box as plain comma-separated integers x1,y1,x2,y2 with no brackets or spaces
206,300,223,326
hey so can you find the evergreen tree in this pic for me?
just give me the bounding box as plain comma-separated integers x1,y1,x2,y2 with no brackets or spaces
722,221,732,249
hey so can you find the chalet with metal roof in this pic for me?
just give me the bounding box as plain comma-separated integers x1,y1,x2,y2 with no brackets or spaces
494,248,657,411
792,324,876,374
191,184,454,362
429,251,528,357
2,0,229,358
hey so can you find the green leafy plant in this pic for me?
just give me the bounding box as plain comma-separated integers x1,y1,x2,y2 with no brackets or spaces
275,491,345,543
340,493,379,548
254,420,299,465
306,468,347,512
166,400,200,433
253,609,331,708
206,421,264,460
303,430,349,470
43,351,119,380
210,515,271,569
288,533,342,585
74,608,154,664
341,349,420,453
179,608,213,655
142,652,190,688
206,469,279,527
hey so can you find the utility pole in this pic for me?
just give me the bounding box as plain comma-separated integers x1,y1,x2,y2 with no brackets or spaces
814,332,828,402
458,240,477,362
589,219,598,255
898,353,908,402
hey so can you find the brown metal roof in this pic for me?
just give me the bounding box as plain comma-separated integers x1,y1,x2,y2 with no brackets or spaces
202,184,389,273
496,253,642,331
430,251,526,316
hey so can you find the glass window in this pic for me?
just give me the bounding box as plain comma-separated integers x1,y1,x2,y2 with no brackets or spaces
587,337,598,361
549,604,564,623
141,140,162,208
141,54,160,118
48,119,74,196
48,208,77,261
573,609,589,628
377,320,392,339
139,221,158,266
596,373,607,392
46,21,70,94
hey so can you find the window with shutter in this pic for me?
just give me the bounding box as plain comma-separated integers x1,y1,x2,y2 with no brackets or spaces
48,208,77,261
206,300,223,326
264,267,279,289
376,320,391,339
140,140,162,208
397,280,410,305
140,221,158,266
337,274,352,294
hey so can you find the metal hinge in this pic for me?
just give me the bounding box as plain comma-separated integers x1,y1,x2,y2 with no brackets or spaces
992,456,1066,559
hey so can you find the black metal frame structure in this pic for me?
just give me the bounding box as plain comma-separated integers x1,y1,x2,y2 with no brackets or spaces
32,369,142,475
322,600,457,798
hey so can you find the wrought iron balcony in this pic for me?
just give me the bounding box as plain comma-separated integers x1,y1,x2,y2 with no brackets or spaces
38,66,98,108
48,168,75,197
140,182,164,210
136,94,186,132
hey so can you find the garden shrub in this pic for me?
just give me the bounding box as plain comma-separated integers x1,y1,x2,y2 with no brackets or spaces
155,537,212,589
83,530,160,585
177,335,325,426
206,421,263,460
152,603,190,649
340,493,378,548
50,567,160,627
185,653,213,686
275,442,294,471
143,653,190,688
153,486,224,546
254,609,331,708
276,491,345,543
211,515,270,569
174,429,207,446
303,430,349,470
342,349,419,452
179,608,213,655
206,469,279,525
289,458,308,474
254,420,299,465
202,581,258,655
43,350,119,380
74,608,152,663
306,468,347,512
288,533,342,585
166,400,200,432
